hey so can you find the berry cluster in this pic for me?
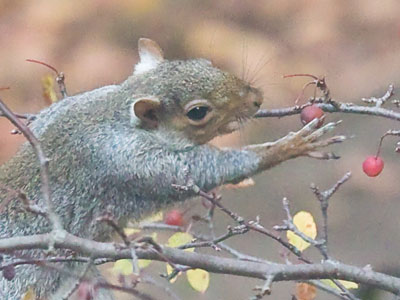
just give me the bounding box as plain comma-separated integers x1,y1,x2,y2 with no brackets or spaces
299,105,385,177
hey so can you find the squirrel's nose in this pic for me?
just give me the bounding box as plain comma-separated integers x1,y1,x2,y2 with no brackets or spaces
247,87,263,110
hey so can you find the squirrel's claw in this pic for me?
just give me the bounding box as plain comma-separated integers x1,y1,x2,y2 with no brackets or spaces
306,151,340,160
305,120,342,142
300,121,345,159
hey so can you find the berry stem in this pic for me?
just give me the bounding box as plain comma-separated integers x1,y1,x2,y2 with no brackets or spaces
376,135,385,158
26,59,59,74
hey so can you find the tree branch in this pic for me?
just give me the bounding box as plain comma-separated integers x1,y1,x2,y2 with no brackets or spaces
255,99,400,122
1,232,400,295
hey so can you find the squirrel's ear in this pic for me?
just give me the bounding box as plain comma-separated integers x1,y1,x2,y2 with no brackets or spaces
134,38,164,75
131,97,161,128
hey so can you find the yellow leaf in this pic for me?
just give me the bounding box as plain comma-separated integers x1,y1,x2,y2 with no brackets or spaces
137,259,151,269
165,232,195,284
140,211,164,224
124,228,140,236
167,232,194,252
321,279,359,290
287,211,317,252
296,282,316,300
41,75,58,104
21,287,36,300
341,280,359,289
166,263,180,283
113,259,133,276
187,269,210,293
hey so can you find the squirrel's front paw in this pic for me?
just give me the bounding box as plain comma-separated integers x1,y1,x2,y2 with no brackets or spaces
283,118,345,160
244,117,345,171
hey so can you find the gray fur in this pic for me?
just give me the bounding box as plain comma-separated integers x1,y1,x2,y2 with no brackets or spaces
0,56,261,299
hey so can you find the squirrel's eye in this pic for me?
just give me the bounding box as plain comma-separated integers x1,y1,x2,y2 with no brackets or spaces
186,106,210,121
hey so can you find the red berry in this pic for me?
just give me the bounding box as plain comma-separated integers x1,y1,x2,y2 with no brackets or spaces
300,105,324,127
201,198,213,209
165,209,184,226
362,156,384,177
2,265,16,281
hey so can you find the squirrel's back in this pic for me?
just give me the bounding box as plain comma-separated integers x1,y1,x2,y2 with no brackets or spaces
0,38,264,299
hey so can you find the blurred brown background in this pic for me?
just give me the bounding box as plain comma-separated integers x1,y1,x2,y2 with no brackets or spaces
1,0,400,299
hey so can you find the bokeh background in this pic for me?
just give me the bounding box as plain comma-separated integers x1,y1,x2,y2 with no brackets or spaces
1,1,400,299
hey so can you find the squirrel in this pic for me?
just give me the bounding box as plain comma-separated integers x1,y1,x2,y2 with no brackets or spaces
0,38,340,299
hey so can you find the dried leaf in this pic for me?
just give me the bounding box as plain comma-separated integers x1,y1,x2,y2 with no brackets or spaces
296,282,316,300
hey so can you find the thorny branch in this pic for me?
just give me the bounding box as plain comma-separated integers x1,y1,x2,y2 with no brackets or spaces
1,232,400,295
172,181,311,263
2,80,400,298
26,58,68,98
0,98,63,234
310,171,352,256
255,84,400,122
173,176,365,299
274,173,358,300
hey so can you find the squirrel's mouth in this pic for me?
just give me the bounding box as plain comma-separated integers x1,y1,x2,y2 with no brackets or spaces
218,121,241,135
217,112,254,135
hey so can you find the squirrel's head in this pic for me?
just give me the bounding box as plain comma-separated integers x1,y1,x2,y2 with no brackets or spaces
128,38,263,144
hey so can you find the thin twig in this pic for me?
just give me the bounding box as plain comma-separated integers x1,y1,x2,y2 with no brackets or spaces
307,280,359,300
97,213,129,245
62,257,94,300
178,225,248,250
362,84,394,107
0,98,62,232
252,274,275,299
331,279,359,300
376,129,400,157
0,112,34,120
173,182,311,263
274,198,327,259
310,172,352,257
26,59,68,98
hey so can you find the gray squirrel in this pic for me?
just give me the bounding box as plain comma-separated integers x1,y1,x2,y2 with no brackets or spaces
0,38,340,299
